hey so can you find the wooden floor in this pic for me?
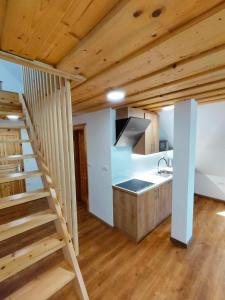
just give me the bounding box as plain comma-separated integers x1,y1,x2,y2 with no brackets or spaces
77,198,225,300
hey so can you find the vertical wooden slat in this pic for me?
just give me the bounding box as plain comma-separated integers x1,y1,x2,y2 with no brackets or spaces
42,72,55,180
22,68,78,252
65,79,78,254
60,78,72,237
36,70,44,156
50,75,63,212
39,71,50,174
55,76,68,227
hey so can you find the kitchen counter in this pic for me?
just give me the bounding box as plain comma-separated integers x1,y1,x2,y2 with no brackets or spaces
113,167,173,195
113,169,173,242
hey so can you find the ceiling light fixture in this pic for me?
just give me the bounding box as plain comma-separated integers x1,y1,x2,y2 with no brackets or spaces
106,89,126,103
7,115,19,120
162,105,174,111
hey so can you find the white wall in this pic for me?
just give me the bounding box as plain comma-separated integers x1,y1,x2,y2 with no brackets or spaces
171,100,197,245
159,110,174,147
159,102,225,201
21,129,43,191
112,146,173,184
195,102,225,200
0,59,23,93
73,109,114,226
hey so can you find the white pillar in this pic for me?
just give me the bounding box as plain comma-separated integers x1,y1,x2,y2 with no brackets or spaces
171,99,197,247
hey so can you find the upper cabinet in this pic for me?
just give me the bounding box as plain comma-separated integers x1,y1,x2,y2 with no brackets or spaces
116,107,159,155
143,112,159,155
116,107,145,120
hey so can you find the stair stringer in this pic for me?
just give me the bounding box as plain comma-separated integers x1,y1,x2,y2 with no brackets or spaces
19,94,89,300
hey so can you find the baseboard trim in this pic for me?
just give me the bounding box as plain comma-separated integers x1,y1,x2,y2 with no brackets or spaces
170,236,193,248
89,211,114,228
195,193,225,203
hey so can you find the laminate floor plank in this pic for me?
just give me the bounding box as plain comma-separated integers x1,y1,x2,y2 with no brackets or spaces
77,198,225,300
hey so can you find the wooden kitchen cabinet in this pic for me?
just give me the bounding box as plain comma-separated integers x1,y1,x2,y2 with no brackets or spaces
137,188,158,240
113,189,137,239
144,112,159,154
116,107,159,155
156,180,172,225
133,111,159,155
113,180,172,242
116,107,144,119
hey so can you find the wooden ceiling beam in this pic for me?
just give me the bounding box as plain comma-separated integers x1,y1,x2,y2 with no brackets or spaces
149,96,225,112
41,0,120,65
141,88,225,110
59,0,222,79
73,102,111,114
0,0,6,47
1,0,76,61
0,50,85,82
72,73,225,112
72,42,225,106
193,96,225,105
125,69,225,105
132,79,225,108
1,0,120,65
120,45,225,98
72,60,225,111
73,85,225,113
70,2,225,103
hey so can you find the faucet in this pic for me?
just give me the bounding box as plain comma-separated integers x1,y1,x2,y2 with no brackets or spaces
158,156,169,174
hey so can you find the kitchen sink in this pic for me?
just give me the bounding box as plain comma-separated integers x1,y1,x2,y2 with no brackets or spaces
158,169,173,175
157,172,171,178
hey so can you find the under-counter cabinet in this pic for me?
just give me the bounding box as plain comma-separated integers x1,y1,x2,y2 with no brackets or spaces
113,180,172,242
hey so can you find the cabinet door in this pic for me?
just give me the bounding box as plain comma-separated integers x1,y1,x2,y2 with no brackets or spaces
113,189,137,240
145,112,159,154
157,181,172,225
165,181,172,218
137,188,158,241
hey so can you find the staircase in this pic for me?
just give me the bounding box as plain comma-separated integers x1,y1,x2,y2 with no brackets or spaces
0,92,88,299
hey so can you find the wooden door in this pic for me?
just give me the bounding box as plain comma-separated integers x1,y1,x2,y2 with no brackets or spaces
73,125,88,207
0,129,25,197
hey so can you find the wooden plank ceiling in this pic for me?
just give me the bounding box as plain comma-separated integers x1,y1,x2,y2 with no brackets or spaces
1,0,225,112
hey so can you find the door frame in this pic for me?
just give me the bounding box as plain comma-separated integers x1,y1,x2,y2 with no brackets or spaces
73,123,89,210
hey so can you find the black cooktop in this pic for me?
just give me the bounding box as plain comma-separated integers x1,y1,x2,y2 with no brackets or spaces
115,178,155,192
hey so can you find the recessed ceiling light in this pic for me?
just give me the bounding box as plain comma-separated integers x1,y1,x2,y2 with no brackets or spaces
7,115,19,120
162,105,174,111
106,89,126,103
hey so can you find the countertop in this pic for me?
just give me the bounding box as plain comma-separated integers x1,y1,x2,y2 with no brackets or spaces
112,168,173,195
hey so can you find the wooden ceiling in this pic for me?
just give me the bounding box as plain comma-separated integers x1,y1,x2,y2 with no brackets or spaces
1,0,225,112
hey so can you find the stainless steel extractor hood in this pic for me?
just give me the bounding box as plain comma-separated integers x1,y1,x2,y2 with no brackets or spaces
115,117,151,148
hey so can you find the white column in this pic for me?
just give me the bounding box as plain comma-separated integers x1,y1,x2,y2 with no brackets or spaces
171,99,197,247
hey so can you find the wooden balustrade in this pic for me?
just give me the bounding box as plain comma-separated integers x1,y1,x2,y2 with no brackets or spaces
22,66,78,253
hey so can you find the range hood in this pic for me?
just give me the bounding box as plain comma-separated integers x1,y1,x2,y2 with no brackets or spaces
115,117,151,148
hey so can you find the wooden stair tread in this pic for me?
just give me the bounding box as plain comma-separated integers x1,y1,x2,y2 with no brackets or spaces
0,154,36,161
0,111,23,117
0,210,57,242
0,234,65,282
0,139,30,144
0,124,26,129
5,265,75,300
0,170,42,183
0,189,50,210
